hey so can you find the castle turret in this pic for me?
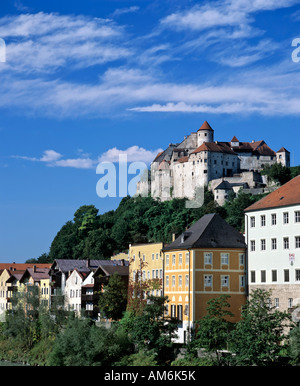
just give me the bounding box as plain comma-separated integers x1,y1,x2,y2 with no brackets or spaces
276,147,290,167
197,121,214,147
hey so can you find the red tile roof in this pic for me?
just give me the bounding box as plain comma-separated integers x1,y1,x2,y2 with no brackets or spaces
0,263,51,271
277,147,289,153
191,142,236,155
197,121,213,131
245,175,300,212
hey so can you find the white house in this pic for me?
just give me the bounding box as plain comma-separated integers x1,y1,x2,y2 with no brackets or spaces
65,269,89,314
245,175,300,313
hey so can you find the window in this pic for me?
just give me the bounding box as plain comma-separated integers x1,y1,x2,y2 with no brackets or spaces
272,270,277,282
271,238,277,250
179,253,182,265
250,216,255,227
178,275,182,287
156,253,159,260
271,213,276,225
221,275,229,287
204,252,212,265
240,275,245,288
152,270,155,279
160,269,163,279
283,237,289,249
177,305,183,321
239,253,245,266
172,254,176,265
152,253,154,260
296,270,300,281
251,271,256,283
166,254,169,266
250,240,255,251
284,269,290,282
296,236,300,248
261,215,266,226
274,298,279,308
204,275,212,287
295,211,300,223
288,298,293,308
185,274,189,287
185,252,189,265
171,305,176,318
166,276,169,287
221,253,229,265
261,270,266,283
261,239,266,251
283,212,289,224
172,276,176,287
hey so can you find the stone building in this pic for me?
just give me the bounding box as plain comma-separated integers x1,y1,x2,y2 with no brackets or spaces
136,121,290,203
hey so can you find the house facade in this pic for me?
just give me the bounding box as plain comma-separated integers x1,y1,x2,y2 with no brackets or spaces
245,175,300,313
162,213,247,343
129,242,164,298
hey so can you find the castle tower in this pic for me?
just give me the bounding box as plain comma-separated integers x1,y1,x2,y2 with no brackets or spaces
197,121,214,147
276,147,290,168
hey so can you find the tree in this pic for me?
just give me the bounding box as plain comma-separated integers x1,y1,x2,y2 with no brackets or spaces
288,322,300,364
127,295,178,365
98,272,128,321
191,295,234,365
261,163,291,185
229,289,291,366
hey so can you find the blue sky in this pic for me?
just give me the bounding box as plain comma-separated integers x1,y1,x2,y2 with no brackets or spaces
1,0,300,262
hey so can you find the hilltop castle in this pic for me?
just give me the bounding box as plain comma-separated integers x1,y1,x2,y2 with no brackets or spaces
136,121,290,205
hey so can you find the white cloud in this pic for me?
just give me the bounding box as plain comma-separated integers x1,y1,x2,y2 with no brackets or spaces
0,12,130,74
160,0,300,33
13,145,163,169
111,6,140,17
98,146,163,164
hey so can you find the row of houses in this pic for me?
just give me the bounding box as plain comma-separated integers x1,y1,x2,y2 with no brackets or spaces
1,175,300,344
0,259,129,322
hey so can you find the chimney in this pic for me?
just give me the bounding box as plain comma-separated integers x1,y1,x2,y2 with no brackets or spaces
33,265,36,273
86,259,90,268
172,233,176,242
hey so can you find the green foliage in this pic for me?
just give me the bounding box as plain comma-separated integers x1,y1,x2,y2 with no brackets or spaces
261,163,292,185
223,191,266,232
191,295,234,365
98,273,128,321
229,289,291,366
288,323,300,365
171,354,215,366
47,318,133,366
117,349,158,366
124,295,178,365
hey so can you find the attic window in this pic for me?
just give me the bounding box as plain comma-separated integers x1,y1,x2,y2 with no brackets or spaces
181,232,191,243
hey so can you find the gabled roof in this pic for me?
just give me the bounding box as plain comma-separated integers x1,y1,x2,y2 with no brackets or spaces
163,213,246,250
231,136,239,142
50,259,128,274
191,142,237,155
198,121,213,132
20,267,50,283
277,147,290,153
94,265,129,278
245,175,300,212
177,156,189,163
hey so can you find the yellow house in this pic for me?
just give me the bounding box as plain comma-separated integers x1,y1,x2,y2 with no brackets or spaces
110,252,129,261
128,242,164,299
163,213,247,343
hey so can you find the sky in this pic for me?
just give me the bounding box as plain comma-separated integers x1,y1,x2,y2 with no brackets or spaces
1,0,300,263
